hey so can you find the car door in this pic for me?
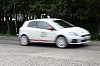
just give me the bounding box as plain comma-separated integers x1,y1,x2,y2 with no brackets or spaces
27,21,40,41
37,21,57,43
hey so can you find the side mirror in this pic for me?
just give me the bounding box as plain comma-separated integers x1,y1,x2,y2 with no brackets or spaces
47,27,53,30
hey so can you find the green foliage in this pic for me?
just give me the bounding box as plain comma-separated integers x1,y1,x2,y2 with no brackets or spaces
91,33,100,40
0,0,100,40
80,23,98,35
1,0,100,21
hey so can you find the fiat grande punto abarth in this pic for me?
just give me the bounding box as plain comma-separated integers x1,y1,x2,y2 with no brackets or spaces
18,18,91,48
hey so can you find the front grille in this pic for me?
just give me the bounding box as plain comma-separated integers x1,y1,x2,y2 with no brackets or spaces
81,34,90,37
82,39,90,42
82,40,87,42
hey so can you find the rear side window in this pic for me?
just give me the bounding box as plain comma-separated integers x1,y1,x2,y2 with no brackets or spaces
28,21,37,28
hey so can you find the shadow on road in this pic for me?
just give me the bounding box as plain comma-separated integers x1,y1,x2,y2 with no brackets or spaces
27,43,88,49
28,43,57,48
67,44,88,48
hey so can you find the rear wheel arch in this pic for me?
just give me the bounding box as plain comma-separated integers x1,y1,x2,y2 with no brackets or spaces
20,34,29,38
21,34,27,36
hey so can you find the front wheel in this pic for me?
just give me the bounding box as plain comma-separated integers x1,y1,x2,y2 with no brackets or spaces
56,36,68,48
19,35,29,46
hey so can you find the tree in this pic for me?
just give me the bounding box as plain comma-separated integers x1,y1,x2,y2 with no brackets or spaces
86,0,100,35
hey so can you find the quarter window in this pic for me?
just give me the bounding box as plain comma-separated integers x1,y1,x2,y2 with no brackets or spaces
28,21,37,28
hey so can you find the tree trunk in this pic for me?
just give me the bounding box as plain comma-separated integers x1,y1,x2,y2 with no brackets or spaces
95,16,100,35
97,21,100,35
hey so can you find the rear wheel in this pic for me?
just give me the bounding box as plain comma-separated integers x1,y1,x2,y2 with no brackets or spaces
19,35,29,46
56,36,68,48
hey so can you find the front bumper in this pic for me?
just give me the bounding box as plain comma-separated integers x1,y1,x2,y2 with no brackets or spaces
68,34,91,44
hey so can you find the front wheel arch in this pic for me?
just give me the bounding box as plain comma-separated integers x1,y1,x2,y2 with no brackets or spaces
56,35,67,41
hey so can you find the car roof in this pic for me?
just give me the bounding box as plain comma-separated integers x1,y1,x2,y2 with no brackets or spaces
26,18,61,22
23,18,61,27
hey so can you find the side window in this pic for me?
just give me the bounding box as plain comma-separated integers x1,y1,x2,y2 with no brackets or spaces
37,21,51,29
28,21,37,28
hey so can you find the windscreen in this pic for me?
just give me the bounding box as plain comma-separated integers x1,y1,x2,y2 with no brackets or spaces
53,20,75,29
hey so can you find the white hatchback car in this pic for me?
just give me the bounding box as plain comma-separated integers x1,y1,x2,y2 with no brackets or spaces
18,18,91,48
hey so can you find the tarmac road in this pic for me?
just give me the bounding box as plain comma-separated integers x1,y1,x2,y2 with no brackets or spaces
0,36,100,66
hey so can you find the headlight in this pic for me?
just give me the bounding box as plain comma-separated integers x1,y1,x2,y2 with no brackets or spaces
68,32,78,36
